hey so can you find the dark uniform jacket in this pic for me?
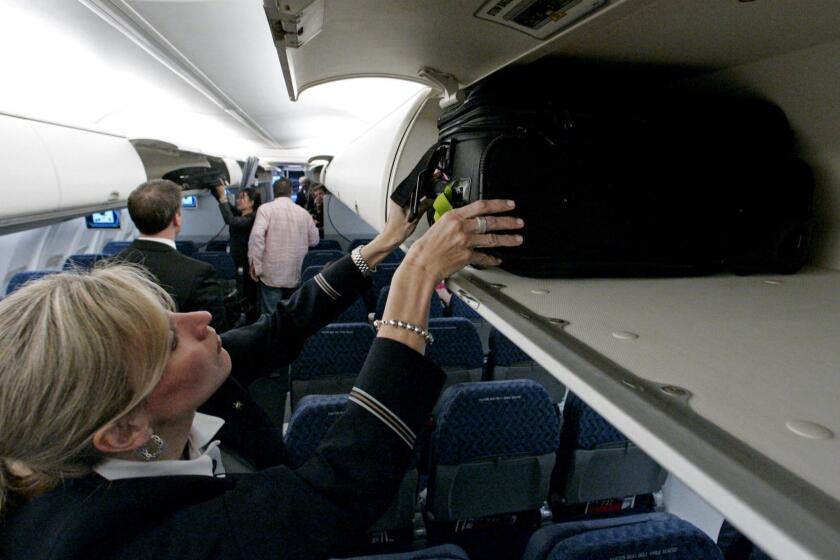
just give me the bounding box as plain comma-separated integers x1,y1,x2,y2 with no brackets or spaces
1,256,446,560
217,202,255,270
116,238,229,333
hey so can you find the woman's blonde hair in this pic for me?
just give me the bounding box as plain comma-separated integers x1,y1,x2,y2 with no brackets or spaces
0,263,174,517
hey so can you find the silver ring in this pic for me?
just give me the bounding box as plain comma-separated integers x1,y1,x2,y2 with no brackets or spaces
475,216,488,235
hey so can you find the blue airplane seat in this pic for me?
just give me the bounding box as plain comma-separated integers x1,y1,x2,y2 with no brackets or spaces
717,519,772,560
101,240,132,256
425,318,484,388
487,328,566,403
193,251,236,280
285,394,421,547
193,251,237,281
374,285,445,321
336,297,370,323
175,240,197,256
447,294,481,321
5,270,59,296
312,239,342,252
364,263,399,311
204,239,229,252
301,265,324,285
382,247,405,264
289,322,375,409
522,512,722,560
348,238,374,252
552,392,667,512
427,379,560,523
62,254,108,270
339,544,470,559
301,250,344,273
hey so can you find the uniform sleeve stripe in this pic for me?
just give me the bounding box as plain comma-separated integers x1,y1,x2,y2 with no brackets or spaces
314,273,341,300
348,395,414,448
350,387,416,445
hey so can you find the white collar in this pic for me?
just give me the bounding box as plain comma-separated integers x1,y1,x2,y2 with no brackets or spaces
94,413,226,480
137,236,177,250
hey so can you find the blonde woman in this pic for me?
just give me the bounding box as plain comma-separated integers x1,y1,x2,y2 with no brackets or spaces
0,199,522,560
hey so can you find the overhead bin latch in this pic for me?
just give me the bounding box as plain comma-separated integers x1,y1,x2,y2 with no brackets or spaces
418,67,465,109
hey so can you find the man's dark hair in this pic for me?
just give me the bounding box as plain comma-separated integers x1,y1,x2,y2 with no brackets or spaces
273,178,293,198
127,179,182,235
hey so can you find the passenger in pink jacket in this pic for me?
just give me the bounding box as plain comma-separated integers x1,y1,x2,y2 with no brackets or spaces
248,178,319,313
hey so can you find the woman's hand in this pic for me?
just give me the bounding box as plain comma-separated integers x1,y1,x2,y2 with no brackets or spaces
215,181,228,201
359,199,433,270
403,199,524,284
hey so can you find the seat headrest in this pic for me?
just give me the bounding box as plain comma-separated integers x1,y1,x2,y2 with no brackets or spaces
433,379,559,465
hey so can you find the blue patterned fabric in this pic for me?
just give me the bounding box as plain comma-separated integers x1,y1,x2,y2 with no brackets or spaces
524,514,722,560
62,254,108,271
448,294,482,320
313,239,342,252
301,250,344,272
348,238,374,252
301,265,324,285
489,328,534,366
433,380,560,466
425,318,483,370
284,394,348,468
339,544,470,559
336,297,369,323
382,247,406,264
364,263,399,311
193,251,237,280
101,241,132,256
5,270,59,296
562,392,628,450
374,285,445,320
204,239,229,252
290,323,375,380
175,240,197,256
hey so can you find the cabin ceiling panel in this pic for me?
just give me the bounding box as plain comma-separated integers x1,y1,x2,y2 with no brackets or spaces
121,0,428,152
532,0,840,69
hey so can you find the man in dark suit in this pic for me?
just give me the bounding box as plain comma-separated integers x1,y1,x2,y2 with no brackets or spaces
117,179,228,332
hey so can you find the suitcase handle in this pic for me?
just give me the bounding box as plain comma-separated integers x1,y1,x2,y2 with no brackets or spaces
391,142,451,222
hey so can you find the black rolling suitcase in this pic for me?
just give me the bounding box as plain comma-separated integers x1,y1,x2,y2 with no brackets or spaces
393,70,813,278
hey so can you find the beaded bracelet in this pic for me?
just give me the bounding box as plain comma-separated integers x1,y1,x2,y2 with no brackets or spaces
373,319,434,345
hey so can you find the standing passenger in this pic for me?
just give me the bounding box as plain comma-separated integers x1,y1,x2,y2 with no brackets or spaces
249,178,319,313
215,182,261,322
117,179,228,332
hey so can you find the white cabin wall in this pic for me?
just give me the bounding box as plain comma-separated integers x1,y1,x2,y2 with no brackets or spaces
689,38,840,271
322,195,377,250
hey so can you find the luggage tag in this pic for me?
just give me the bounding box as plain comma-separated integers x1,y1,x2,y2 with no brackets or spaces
432,178,471,222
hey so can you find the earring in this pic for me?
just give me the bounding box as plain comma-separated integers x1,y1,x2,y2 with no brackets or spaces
136,434,165,461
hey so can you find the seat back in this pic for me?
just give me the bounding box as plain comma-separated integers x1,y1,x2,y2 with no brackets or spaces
193,251,237,280
487,329,566,403
175,240,197,256
340,544,470,559
101,240,132,255
301,265,324,285
555,393,666,505
382,247,405,264
427,380,560,522
426,318,484,387
374,285,445,320
523,513,723,560
301,250,344,272
5,270,59,296
348,238,374,252
313,239,342,252
285,394,420,537
364,263,400,310
336,297,370,323
289,323,375,409
62,254,108,270
204,239,229,252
